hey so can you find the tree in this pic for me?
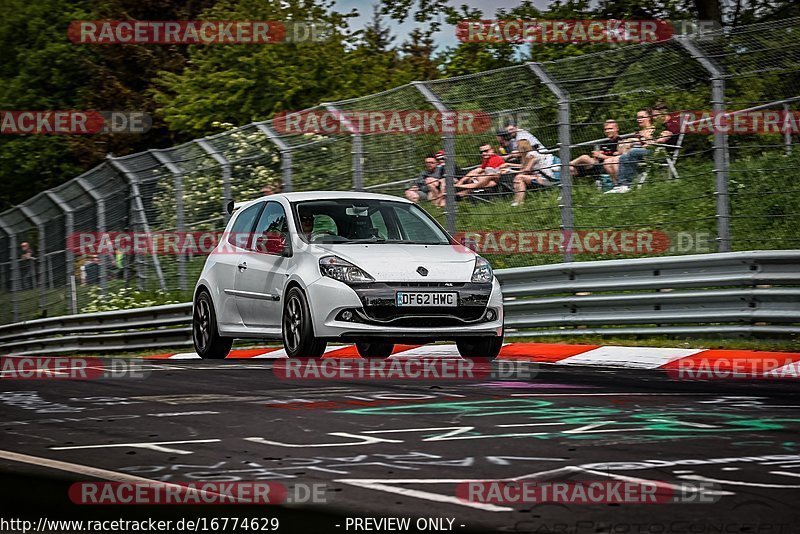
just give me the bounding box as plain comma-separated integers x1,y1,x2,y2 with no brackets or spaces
399,28,439,80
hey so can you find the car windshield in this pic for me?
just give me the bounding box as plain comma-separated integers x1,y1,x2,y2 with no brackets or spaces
292,198,451,245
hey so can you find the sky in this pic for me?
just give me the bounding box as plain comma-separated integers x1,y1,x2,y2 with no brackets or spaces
333,0,551,50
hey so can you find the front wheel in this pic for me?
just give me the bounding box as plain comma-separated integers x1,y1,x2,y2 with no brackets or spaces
456,335,503,359
193,290,233,359
356,342,394,358
282,287,327,358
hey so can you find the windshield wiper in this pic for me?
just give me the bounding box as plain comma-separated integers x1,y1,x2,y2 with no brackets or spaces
346,237,388,243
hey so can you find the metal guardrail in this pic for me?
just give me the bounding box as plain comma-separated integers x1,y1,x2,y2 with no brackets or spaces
0,251,797,355
0,303,192,356
497,250,800,338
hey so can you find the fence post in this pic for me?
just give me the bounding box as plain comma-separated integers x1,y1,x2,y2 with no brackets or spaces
44,190,76,314
151,150,186,291
18,205,47,315
324,104,363,191
412,81,457,235
528,63,574,262
784,103,793,156
255,123,293,193
197,139,234,224
677,37,731,252
106,156,168,291
74,176,108,293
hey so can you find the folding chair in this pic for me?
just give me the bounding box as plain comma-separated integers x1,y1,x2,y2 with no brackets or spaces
636,133,684,186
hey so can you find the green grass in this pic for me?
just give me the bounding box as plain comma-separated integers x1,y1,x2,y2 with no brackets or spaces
428,151,799,269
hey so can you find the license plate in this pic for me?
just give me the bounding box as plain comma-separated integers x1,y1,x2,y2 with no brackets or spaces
396,292,457,307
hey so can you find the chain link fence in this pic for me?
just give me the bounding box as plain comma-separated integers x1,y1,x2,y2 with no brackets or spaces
1,18,799,324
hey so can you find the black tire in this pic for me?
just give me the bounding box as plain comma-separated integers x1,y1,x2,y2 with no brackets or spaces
356,341,394,358
282,287,327,358
456,334,503,359
193,290,233,359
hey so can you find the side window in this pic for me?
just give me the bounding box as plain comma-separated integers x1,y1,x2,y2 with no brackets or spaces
227,202,263,248
252,202,289,253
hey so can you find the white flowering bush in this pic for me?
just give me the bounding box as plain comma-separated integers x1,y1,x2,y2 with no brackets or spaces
80,286,183,313
153,122,282,232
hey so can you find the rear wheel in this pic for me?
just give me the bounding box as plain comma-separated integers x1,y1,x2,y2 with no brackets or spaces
356,342,394,358
283,287,327,358
193,290,233,359
456,334,503,359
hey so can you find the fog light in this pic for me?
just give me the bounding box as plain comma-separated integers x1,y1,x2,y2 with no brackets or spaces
485,309,497,321
342,310,353,321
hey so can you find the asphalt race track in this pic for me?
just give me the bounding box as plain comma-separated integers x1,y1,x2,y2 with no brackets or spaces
1,355,799,534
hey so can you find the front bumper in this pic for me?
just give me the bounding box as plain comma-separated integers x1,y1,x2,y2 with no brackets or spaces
306,276,504,340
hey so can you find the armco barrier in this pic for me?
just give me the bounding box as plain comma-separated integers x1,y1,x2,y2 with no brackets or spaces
0,251,797,355
0,303,192,356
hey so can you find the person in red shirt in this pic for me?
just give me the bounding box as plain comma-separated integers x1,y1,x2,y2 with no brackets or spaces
454,143,508,196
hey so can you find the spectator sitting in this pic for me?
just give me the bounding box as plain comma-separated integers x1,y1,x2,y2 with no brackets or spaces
495,130,516,161
405,155,444,205
652,102,681,146
511,140,561,206
608,108,657,194
505,124,543,159
570,119,621,184
454,144,509,197
430,150,464,208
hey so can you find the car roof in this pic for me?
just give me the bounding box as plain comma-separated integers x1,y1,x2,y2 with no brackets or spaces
258,191,412,204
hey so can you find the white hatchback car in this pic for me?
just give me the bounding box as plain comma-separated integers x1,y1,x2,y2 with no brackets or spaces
192,191,504,359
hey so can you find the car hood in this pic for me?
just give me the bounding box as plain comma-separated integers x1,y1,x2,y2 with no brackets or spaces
311,243,478,282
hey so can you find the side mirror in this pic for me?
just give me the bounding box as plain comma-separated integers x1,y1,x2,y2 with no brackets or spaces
258,232,291,256
226,199,235,215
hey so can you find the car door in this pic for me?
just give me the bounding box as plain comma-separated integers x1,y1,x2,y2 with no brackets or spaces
234,201,291,330
215,201,264,328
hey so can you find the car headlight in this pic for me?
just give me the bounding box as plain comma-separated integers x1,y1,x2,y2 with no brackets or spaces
319,255,375,284
471,256,493,283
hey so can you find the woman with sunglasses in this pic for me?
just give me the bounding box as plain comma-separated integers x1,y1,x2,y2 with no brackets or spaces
608,108,657,193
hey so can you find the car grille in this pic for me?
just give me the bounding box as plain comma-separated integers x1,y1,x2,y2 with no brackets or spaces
358,305,485,326
386,282,466,288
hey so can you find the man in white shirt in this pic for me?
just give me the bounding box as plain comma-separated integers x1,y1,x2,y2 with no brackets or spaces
506,124,543,158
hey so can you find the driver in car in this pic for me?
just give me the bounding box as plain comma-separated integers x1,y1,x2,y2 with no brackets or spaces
300,210,338,241
300,211,315,238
